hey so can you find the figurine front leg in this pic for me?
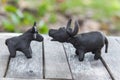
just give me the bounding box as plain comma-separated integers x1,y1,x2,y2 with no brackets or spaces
22,48,32,59
78,50,85,61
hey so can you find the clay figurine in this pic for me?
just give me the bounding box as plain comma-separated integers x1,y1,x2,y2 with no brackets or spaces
49,19,108,61
5,22,43,58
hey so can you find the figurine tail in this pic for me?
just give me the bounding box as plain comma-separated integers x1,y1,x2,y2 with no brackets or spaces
5,40,8,45
5,39,9,45
105,37,108,53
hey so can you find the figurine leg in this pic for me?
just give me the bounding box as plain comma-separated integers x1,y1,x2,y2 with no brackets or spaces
94,50,101,60
78,50,85,61
22,49,32,59
7,44,16,58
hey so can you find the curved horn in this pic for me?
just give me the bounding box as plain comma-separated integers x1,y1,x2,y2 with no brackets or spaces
67,20,79,36
66,18,72,29
72,20,79,36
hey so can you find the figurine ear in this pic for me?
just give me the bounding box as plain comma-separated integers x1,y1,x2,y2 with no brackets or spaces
32,21,37,33
67,20,79,36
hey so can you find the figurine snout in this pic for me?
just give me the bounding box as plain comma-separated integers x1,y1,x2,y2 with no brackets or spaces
49,29,57,37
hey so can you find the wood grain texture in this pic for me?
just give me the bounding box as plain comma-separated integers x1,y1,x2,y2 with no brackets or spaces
101,37,120,80
0,34,19,77
44,35,72,79
6,41,43,79
63,43,111,80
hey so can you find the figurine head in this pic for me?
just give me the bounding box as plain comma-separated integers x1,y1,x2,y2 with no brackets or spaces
49,19,79,42
25,22,44,42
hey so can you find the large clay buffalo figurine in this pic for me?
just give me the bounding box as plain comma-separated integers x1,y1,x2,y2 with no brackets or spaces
49,19,108,61
5,22,43,58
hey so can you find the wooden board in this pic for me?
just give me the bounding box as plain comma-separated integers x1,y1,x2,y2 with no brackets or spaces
44,36,72,79
6,41,43,79
1,78,51,80
0,34,18,77
101,37,120,80
63,43,111,80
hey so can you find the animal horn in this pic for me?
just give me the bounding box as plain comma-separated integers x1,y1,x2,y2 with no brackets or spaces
71,20,79,36
66,18,72,29
67,20,79,36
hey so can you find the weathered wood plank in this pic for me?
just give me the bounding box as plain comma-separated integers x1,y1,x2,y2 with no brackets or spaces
1,78,70,80
101,37,120,80
0,78,51,80
1,78,50,80
63,43,111,80
6,41,43,79
44,36,72,79
0,34,18,77
1,78,53,80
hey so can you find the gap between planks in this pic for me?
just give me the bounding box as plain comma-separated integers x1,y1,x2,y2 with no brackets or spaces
42,41,45,79
100,57,115,80
62,44,74,80
4,56,11,77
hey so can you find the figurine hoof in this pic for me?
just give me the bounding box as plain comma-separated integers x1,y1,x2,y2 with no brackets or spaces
10,55,16,58
94,56,100,60
27,56,32,59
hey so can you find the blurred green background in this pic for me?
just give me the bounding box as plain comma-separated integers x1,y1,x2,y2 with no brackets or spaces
0,0,120,35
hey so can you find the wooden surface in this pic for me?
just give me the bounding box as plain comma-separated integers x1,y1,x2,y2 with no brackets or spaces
0,33,120,80
1,78,51,80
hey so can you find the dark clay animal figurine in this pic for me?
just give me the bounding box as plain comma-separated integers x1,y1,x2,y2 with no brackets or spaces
5,22,43,58
49,19,108,61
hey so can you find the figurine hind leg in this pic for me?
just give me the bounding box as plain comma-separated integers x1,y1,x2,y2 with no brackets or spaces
29,47,32,54
7,44,16,58
94,49,101,60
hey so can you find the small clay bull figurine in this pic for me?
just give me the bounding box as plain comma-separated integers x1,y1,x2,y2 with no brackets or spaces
49,19,108,61
5,22,43,58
